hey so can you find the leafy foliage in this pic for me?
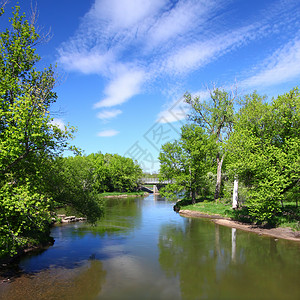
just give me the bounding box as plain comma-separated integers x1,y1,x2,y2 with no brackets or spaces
184,88,236,200
0,6,74,257
159,124,216,203
48,153,142,223
227,88,300,223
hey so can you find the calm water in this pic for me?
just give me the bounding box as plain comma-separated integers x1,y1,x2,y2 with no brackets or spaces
0,195,299,300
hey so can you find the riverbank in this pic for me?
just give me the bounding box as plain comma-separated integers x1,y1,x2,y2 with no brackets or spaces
179,209,300,242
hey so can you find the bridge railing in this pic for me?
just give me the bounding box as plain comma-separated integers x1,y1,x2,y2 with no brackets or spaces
141,178,173,184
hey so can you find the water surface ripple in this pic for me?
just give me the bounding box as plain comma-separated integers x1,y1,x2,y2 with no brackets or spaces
0,195,299,300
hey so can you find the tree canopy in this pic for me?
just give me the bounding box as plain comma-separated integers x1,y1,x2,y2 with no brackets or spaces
226,88,300,223
184,88,236,200
160,86,299,225
159,124,216,203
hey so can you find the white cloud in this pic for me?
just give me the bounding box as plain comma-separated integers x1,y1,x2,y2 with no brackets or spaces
90,0,167,30
163,25,258,75
57,0,300,130
97,129,119,137
57,0,228,78
94,70,145,108
97,109,122,120
242,38,300,87
146,0,217,49
49,118,65,130
58,50,114,74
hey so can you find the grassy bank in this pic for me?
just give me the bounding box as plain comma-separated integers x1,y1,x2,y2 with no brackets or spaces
175,199,300,230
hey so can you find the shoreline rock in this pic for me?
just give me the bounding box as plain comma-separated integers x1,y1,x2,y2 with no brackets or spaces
56,214,87,223
179,209,300,242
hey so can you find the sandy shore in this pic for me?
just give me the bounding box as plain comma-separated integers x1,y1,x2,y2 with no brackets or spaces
179,209,300,242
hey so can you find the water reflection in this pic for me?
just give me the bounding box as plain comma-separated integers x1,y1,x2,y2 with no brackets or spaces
79,197,143,236
0,196,299,300
231,228,237,262
158,217,300,300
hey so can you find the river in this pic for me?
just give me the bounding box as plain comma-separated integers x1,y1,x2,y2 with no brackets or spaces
0,195,299,300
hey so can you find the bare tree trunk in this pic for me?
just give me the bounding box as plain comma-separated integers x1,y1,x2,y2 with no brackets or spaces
232,178,238,209
214,153,224,201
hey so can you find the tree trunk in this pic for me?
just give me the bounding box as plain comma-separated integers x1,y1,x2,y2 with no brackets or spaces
214,153,224,201
232,178,238,209
191,190,196,204
189,166,196,204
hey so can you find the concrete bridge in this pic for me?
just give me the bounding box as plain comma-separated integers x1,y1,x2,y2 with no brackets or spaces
140,178,172,194
141,178,173,185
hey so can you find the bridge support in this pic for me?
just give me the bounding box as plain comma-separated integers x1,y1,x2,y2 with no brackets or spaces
153,185,159,195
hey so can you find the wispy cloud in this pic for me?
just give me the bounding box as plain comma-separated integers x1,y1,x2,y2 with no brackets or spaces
57,0,300,126
161,25,259,76
90,0,168,30
97,109,122,120
58,0,231,98
58,51,114,75
97,129,119,137
242,37,300,88
94,69,145,108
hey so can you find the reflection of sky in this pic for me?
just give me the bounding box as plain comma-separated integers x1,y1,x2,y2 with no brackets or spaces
97,196,184,299
6,194,300,300
19,223,116,272
99,253,181,300
19,195,184,276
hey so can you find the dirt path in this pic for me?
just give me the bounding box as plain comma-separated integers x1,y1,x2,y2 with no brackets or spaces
179,209,300,242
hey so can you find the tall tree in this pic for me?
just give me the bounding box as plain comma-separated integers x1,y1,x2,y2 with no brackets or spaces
159,124,216,203
184,88,236,201
0,6,74,256
227,88,300,223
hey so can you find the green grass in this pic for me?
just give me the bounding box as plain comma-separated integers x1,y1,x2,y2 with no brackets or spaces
182,200,234,218
177,198,300,230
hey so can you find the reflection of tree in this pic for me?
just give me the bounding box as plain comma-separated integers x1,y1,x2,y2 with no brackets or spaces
159,219,231,299
79,197,143,236
1,260,106,300
158,218,300,299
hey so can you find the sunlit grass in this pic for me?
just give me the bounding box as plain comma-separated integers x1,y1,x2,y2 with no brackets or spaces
178,199,299,230
183,200,234,218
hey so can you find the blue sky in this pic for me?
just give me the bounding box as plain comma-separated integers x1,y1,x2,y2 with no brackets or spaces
2,0,300,172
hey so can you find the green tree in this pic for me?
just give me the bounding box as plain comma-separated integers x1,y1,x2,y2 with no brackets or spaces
103,154,142,192
48,155,103,223
0,6,74,257
227,88,300,223
159,124,216,203
184,88,236,201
